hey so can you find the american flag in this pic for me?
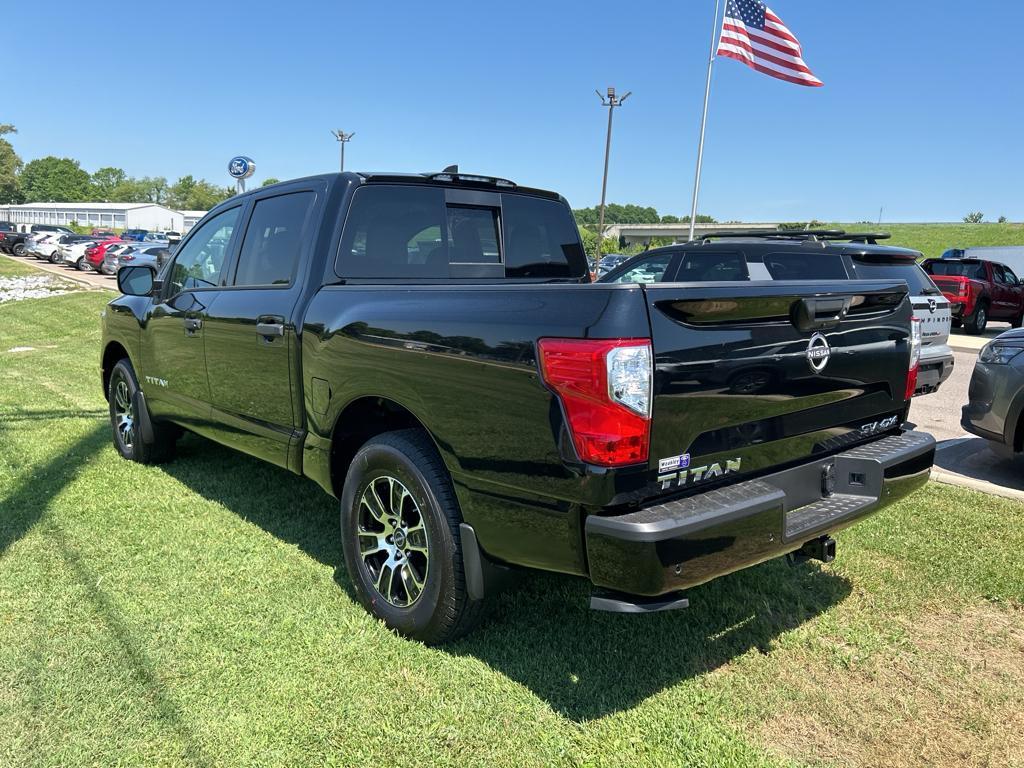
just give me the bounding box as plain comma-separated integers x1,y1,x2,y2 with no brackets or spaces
717,0,823,87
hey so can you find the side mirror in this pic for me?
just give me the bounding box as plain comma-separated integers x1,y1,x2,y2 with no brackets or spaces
117,264,157,297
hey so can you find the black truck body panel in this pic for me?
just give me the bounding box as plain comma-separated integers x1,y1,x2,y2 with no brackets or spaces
100,171,933,601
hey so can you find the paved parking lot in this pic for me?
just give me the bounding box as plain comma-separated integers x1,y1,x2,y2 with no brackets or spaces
910,335,1024,501
10,254,117,291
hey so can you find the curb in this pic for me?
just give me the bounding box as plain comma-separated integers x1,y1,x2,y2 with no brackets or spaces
930,468,1024,502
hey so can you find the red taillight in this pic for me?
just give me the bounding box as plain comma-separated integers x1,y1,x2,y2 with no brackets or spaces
905,318,922,400
537,338,652,466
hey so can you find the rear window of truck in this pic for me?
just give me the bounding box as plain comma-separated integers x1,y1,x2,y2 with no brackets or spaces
849,259,940,295
336,185,586,279
924,260,986,280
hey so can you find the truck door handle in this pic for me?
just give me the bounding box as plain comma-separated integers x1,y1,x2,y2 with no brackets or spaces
256,317,285,340
183,317,203,335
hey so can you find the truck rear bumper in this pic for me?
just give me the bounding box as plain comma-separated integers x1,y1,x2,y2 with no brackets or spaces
584,431,935,597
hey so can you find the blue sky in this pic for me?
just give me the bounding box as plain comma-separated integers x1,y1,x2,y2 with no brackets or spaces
7,0,1023,221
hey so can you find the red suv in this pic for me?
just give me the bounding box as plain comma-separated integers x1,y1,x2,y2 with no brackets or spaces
84,239,123,272
922,258,1024,334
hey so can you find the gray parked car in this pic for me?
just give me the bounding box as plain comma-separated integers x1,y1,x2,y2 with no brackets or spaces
962,329,1024,455
104,243,172,275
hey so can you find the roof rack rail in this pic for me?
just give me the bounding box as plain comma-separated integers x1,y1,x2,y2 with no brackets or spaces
696,229,845,242
693,229,892,245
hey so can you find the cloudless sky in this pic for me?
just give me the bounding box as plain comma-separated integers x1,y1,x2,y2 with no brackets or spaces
7,0,1023,221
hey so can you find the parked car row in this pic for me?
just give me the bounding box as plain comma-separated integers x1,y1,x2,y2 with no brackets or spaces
5,229,175,277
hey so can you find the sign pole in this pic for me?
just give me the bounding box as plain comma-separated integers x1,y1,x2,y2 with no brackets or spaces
688,0,723,242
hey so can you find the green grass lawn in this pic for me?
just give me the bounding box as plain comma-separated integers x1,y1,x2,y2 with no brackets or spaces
832,222,1024,260
1,291,1023,767
0,256,37,278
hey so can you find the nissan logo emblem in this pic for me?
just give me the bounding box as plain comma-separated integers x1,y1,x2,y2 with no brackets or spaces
806,333,831,373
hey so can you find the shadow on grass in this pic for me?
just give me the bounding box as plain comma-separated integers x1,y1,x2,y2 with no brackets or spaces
0,422,108,558
160,434,342,570
162,435,852,721
1,421,210,765
449,561,851,721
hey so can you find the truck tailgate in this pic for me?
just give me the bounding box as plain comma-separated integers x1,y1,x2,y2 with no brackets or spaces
643,280,913,489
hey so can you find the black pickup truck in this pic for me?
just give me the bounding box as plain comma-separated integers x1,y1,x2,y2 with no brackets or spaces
101,171,935,642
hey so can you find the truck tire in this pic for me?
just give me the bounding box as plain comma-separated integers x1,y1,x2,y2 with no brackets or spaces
107,358,177,464
965,301,988,334
1012,311,1023,329
13,242,25,256
340,429,485,644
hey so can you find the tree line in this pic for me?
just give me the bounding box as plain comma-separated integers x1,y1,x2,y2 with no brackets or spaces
572,202,715,229
0,124,282,212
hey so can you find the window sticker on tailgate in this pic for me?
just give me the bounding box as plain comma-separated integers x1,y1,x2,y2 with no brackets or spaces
658,453,691,473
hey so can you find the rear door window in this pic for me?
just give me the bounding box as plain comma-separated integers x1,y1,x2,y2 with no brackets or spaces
761,251,848,280
233,191,316,286
676,251,748,281
849,259,940,295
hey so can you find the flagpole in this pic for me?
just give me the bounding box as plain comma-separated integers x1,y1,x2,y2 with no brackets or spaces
688,0,723,242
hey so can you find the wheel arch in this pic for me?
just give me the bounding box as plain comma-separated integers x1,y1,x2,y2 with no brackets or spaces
327,395,451,499
101,341,133,401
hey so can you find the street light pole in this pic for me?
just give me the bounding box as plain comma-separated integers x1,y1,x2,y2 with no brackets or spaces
594,87,630,265
330,129,355,171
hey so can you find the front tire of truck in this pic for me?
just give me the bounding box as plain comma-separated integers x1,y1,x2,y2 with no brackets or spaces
107,358,177,464
340,429,484,644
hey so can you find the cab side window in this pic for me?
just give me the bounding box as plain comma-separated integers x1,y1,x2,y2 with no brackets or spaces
233,192,316,286
608,253,674,283
1003,266,1020,286
166,207,240,295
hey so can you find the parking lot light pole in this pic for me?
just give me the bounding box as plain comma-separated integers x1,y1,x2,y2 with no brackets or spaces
595,87,630,265
331,130,355,171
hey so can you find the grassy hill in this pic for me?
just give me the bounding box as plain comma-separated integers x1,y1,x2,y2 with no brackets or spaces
832,222,1024,260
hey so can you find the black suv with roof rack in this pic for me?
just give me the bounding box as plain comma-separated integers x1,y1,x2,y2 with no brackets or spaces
599,230,954,396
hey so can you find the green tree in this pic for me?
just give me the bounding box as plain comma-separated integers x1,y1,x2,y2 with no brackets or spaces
90,167,127,200
963,211,984,224
110,177,147,202
0,124,22,203
167,175,198,209
19,156,91,202
136,176,169,204
998,215,1008,224
179,179,232,210
261,177,281,187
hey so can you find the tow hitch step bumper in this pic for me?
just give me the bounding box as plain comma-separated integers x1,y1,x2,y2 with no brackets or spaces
584,431,935,598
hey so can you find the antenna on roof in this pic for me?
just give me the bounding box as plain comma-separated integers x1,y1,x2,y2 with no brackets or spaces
442,164,459,174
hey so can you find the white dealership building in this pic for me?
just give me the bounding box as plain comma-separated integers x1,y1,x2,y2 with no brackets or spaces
0,202,192,232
